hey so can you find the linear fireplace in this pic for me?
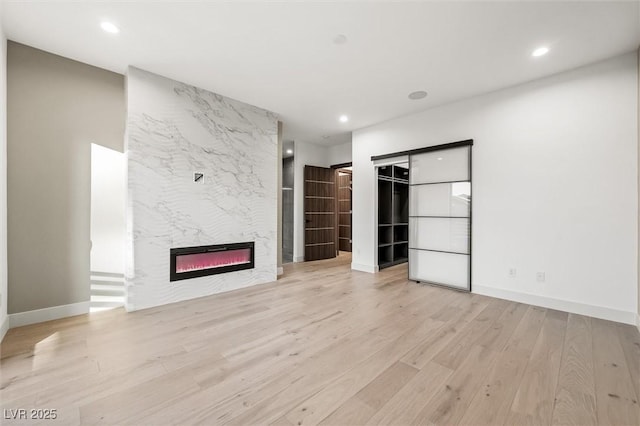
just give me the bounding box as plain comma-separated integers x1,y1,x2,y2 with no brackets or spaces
170,242,255,282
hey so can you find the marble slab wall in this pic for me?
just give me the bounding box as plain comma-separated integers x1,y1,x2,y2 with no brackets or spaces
125,67,278,311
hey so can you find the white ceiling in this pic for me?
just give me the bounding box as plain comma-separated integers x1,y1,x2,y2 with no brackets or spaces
2,1,639,146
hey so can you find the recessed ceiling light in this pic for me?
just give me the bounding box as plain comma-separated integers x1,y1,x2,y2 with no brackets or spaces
339,115,349,123
437,157,443,161
286,149,293,154
334,34,347,45
101,21,120,34
532,46,549,57
408,91,428,100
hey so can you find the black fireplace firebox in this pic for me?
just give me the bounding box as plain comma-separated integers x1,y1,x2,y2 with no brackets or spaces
170,242,255,282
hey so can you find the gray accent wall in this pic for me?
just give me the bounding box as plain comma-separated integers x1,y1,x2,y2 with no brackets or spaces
0,20,7,339
7,42,125,314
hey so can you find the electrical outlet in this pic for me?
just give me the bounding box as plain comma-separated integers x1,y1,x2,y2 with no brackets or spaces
509,268,517,277
536,272,546,282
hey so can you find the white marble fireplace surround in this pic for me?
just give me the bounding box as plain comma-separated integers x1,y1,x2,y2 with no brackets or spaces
125,67,278,311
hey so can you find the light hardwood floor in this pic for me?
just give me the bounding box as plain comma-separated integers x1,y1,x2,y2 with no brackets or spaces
1,254,639,425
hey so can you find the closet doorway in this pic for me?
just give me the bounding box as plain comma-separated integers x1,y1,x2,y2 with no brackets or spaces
333,164,352,254
376,162,409,269
282,144,294,264
371,139,473,291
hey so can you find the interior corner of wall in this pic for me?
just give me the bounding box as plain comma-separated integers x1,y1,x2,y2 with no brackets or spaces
0,314,9,343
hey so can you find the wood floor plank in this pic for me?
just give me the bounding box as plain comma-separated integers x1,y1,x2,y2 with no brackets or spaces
142,321,394,425
551,314,597,426
78,369,201,425
506,310,568,426
219,332,396,426
413,344,498,425
458,307,534,426
355,361,419,411
592,318,640,426
615,322,640,404
475,301,529,350
316,352,426,425
269,415,296,426
221,290,440,426
504,305,548,353
1,354,99,403
431,298,509,370
318,397,375,426
367,361,453,426
400,294,490,369
283,319,437,426
0,338,90,377
34,360,168,409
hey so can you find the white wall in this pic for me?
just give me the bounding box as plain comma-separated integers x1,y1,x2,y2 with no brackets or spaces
353,52,638,324
327,140,352,166
293,141,329,261
0,6,8,341
90,144,125,275
126,67,278,311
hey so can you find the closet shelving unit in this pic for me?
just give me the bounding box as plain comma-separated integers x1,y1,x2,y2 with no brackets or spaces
377,165,409,269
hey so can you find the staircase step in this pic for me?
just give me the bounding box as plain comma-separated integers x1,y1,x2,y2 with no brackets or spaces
90,300,125,308
91,295,125,303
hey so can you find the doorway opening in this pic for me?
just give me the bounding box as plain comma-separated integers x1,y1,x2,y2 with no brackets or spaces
301,162,353,262
282,142,294,264
334,163,352,258
371,139,473,289
90,144,125,312
376,162,409,269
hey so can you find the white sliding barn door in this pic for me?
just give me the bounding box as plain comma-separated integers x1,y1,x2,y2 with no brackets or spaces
409,146,471,291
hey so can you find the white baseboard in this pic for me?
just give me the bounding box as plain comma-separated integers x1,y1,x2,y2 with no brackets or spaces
293,256,305,263
0,314,9,343
351,263,377,273
277,267,284,276
473,285,636,325
9,301,90,328
636,313,640,333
